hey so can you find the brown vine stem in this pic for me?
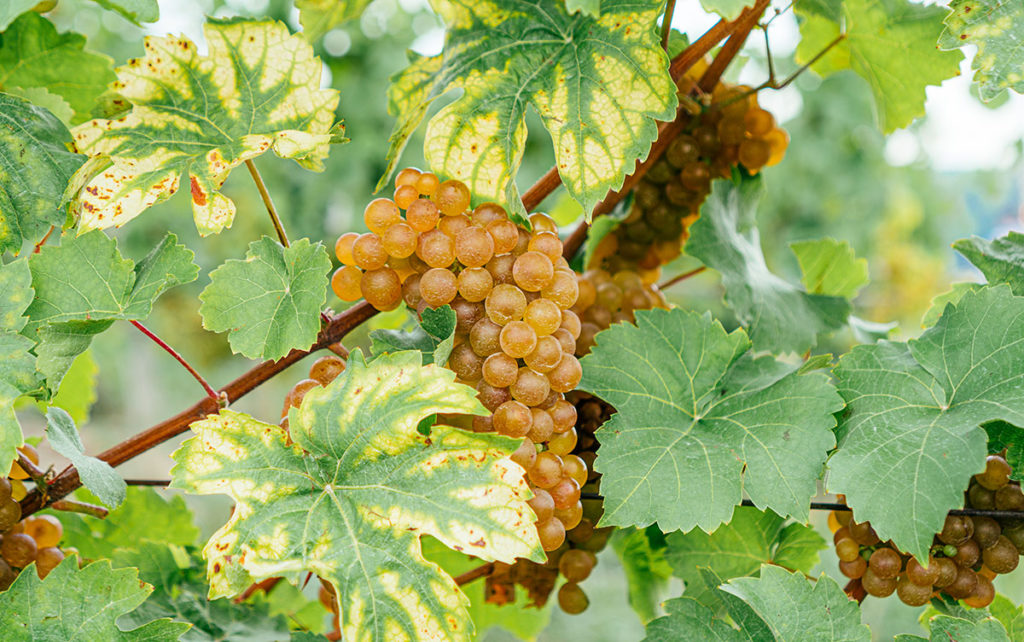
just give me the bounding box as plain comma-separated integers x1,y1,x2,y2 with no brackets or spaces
454,562,494,586
130,320,220,402
658,266,707,290
50,499,108,518
246,159,290,247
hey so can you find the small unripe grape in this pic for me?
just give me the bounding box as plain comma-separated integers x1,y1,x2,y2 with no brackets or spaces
500,321,538,359
469,318,503,356
35,546,64,579
537,517,566,551
562,454,588,487
511,437,537,470
528,488,555,522
439,213,471,238
335,232,359,265
436,179,471,216
525,335,562,373
363,198,401,234
868,547,902,579
513,252,554,292
555,501,584,530
331,266,363,302
457,267,493,302
548,400,577,434
559,549,596,583
494,400,533,438
487,220,519,254
548,354,582,393
547,427,577,456
455,226,495,267
896,576,932,606
527,407,554,442
416,229,456,268
861,568,896,597
529,452,564,489
529,213,558,234
448,342,484,381
353,233,388,271
2,532,37,567
395,167,421,188
557,583,588,614
416,172,440,196
25,515,63,548
394,184,419,210
361,268,402,310
486,284,528,326
475,380,511,412
309,355,346,386
483,353,519,388
510,368,550,407
381,222,417,258
406,198,440,232
419,268,458,308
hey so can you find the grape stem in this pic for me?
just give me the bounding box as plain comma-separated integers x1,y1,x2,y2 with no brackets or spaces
660,0,677,51
454,562,494,586
50,498,108,518
130,320,221,403
659,266,707,290
245,158,290,248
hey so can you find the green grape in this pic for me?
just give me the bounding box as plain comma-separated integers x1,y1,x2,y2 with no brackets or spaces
475,380,511,412
406,198,440,232
513,252,554,292
527,408,555,443
416,229,456,268
547,354,582,393
486,220,519,254
352,233,388,271
436,179,471,216
469,318,503,357
555,501,584,530
419,268,458,308
541,270,579,310
511,437,537,470
510,368,550,407
547,427,578,456
485,284,528,326
835,538,861,563
548,400,577,434
457,267,493,303
528,232,563,262
537,516,566,551
448,343,484,382
525,335,562,373
839,557,866,579
360,268,402,310
363,198,401,234
549,475,581,510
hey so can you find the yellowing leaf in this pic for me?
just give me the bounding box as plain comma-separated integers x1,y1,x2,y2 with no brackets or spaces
171,350,542,642
939,0,1024,101
383,0,677,219
68,19,340,236
296,0,374,42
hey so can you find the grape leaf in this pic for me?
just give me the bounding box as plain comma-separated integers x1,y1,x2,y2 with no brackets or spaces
643,567,869,641
67,18,340,236
828,285,1024,561
34,320,112,392
0,555,189,641
939,0,1024,101
0,93,86,255
699,0,753,20
664,507,825,610
5,86,74,125
988,595,1024,640
0,13,117,126
383,0,677,220
295,0,374,42
89,0,159,25
60,486,200,560
790,238,869,299
578,307,844,533
370,305,457,365
611,526,673,624
0,258,37,472
45,406,125,508
171,350,543,641
113,543,292,642
795,0,964,132
954,232,1024,295
685,176,850,355
897,615,1010,642
43,349,97,425
921,282,980,328
198,237,330,361
0,1,44,32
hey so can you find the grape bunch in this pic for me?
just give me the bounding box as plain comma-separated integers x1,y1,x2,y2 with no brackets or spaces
572,268,668,357
832,454,1024,608
590,82,788,275
0,444,70,588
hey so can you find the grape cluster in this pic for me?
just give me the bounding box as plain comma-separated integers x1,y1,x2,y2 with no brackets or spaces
833,454,1024,608
572,268,668,357
590,82,788,275
0,444,70,588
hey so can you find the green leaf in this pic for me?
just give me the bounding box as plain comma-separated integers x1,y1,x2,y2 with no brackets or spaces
0,13,117,125
59,486,200,560
295,0,374,42
795,0,964,132
921,282,980,327
199,237,331,361
45,406,125,508
383,0,677,220
664,507,825,610
954,232,1024,295
0,555,189,641
643,597,745,641
828,285,1024,560
699,0,754,20
113,543,293,641
35,320,112,393
898,615,1010,642
67,19,340,236
611,527,673,624
0,92,86,255
0,2,37,31
0,258,37,469
939,0,1024,101
988,594,1024,640
685,177,850,354
45,349,98,425
790,238,869,299
4,86,74,125
171,350,542,641
370,305,457,365
89,0,159,25
566,0,600,15
578,307,843,532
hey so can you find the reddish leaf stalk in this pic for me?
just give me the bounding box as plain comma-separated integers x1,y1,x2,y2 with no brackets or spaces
130,320,220,402
33,226,55,253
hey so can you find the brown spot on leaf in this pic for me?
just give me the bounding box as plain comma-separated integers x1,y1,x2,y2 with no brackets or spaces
191,176,207,205
470,538,486,547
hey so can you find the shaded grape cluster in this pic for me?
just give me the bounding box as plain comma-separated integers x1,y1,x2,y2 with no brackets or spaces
833,454,1024,609
0,444,72,588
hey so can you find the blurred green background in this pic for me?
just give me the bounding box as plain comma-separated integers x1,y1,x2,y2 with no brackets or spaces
13,0,1024,639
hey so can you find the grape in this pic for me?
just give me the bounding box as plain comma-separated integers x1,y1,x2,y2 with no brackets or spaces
995,483,1024,510
395,167,421,188
525,336,563,373
0,559,15,591
0,499,21,531
1005,524,1024,553
486,220,519,255
953,539,980,567
469,318,503,357
283,378,320,415
483,353,519,388
394,184,419,209
457,267,493,303
34,546,64,579
363,198,401,234
839,557,867,579
436,179,471,216
406,198,440,232
944,566,979,599
537,516,566,551
493,401,532,438
528,213,557,234
439,213,473,239
331,265,363,302
419,268,458,308
475,380,511,412
510,368,550,407
416,172,440,196
335,232,359,265
551,328,576,356
486,284,528,326
832,526,850,545
548,400,577,434
499,321,538,359
738,138,771,170
835,538,861,562
868,547,901,579
595,283,623,311
471,415,493,433
361,268,402,310
309,355,346,387
2,532,37,567
511,438,537,470
549,477,581,510
938,515,973,545
513,252,554,292
529,452,563,489
528,488,555,522
896,576,932,606
560,309,582,339
25,515,62,548
528,232,563,262
968,483,996,509
905,556,939,586
976,454,1011,490
8,444,37,480
981,536,1019,573
381,222,417,258
743,108,775,136
353,233,388,271
666,135,700,167
416,229,456,268
764,129,789,166
448,343,484,382
932,557,958,588
547,427,578,456
9,480,25,502
470,202,505,226
679,162,710,192
559,549,596,583
524,299,562,336
557,582,589,615
455,226,495,267
451,298,485,334
861,568,896,597
562,455,588,487
527,408,555,443
964,574,996,608
971,516,1001,549
548,354,582,393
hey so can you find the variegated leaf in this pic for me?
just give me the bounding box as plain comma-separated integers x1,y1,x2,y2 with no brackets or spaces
67,19,340,236
171,350,543,642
